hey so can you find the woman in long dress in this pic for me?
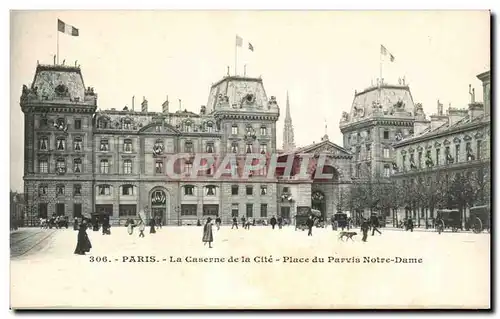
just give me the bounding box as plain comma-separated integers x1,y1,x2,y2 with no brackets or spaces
202,217,214,248
137,220,145,238
74,220,92,255
149,217,156,234
125,218,135,235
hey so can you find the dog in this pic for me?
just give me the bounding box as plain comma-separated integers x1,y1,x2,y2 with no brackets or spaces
338,231,357,241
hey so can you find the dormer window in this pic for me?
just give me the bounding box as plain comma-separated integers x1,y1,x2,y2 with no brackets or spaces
185,122,192,133
206,123,213,133
260,127,267,135
232,125,238,135
122,119,132,130
55,84,68,97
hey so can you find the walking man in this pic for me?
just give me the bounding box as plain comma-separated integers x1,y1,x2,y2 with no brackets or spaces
231,216,238,229
215,215,222,230
371,215,382,236
306,215,314,236
278,216,283,229
270,216,277,230
361,218,370,242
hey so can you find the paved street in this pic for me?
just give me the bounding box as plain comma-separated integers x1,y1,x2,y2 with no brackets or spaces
10,228,57,258
10,225,490,309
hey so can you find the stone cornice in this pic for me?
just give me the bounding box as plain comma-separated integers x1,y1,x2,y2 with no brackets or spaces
394,119,490,148
340,117,415,132
213,113,279,121
21,104,96,114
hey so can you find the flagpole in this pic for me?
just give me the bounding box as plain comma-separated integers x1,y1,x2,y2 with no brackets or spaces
234,41,237,76
57,26,59,65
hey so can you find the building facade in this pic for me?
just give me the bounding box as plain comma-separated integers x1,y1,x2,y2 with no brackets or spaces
21,63,354,225
392,70,491,226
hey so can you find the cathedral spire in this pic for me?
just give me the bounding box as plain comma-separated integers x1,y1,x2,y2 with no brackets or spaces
283,90,296,152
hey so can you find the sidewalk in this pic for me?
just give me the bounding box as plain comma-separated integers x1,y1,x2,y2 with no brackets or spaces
382,226,437,233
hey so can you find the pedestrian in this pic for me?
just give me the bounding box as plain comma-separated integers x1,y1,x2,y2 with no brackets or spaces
371,215,382,236
125,218,135,235
278,216,283,229
74,219,92,255
270,216,277,229
149,217,156,234
361,218,370,242
102,215,111,235
306,215,314,236
138,220,145,238
231,216,238,229
330,215,336,231
202,217,214,248
241,217,246,229
407,218,414,232
215,215,221,230
156,215,162,229
246,218,252,230
73,217,79,231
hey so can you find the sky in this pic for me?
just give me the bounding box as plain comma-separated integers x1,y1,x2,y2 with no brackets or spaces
10,10,490,192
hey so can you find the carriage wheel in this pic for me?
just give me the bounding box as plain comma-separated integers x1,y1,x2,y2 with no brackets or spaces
472,217,483,234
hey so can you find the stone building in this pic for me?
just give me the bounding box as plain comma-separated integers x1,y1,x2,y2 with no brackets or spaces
392,70,491,226
21,62,354,225
339,79,429,181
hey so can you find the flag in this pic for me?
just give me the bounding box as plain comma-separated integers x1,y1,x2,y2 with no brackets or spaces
248,42,254,51
380,44,395,62
58,19,79,36
236,35,243,47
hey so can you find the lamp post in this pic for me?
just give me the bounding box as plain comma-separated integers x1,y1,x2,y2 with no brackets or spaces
175,206,181,226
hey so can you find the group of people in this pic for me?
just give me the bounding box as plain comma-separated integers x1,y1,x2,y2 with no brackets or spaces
40,215,69,229
360,216,383,242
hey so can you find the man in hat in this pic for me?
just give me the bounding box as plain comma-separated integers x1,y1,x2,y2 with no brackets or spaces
306,215,314,236
202,217,214,248
361,218,370,242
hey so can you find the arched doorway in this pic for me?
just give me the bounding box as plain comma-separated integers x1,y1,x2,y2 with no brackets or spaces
150,189,167,224
311,190,326,220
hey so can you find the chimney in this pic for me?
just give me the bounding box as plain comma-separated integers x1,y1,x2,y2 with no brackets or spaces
437,99,443,116
141,96,148,113
447,107,468,126
162,96,169,114
468,102,484,119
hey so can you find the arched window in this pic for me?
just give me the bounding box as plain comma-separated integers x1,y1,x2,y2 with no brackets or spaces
73,158,82,173
97,184,112,195
205,185,217,196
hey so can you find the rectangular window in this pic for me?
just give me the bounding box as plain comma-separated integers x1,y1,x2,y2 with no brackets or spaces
119,204,137,217
56,138,66,151
73,159,82,173
56,185,65,196
122,185,134,196
73,203,82,218
246,186,253,196
366,144,371,160
383,130,389,139
124,139,133,153
436,149,440,166
38,203,48,219
100,139,109,151
100,159,109,174
39,159,48,173
246,203,253,218
124,160,132,174
56,203,65,216
231,143,238,153
206,143,214,153
73,137,82,151
246,144,252,153
181,204,197,216
155,161,163,173
231,203,239,218
466,142,472,161
384,165,391,177
73,184,82,196
184,185,194,196
283,187,289,193
98,185,111,195
259,144,267,154
74,119,81,130
260,127,267,135
477,140,481,160
203,204,219,216
383,147,390,158
231,185,239,195
39,137,48,150
260,204,268,218
455,144,460,163
185,141,193,153
205,186,216,196
232,125,238,135
418,152,422,168
260,185,267,195
39,185,48,195
185,163,193,174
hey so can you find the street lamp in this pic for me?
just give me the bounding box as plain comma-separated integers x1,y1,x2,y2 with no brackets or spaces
175,206,181,226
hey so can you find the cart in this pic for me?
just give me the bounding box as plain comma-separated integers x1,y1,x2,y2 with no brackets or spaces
295,207,321,231
334,212,349,230
435,209,461,234
467,205,490,234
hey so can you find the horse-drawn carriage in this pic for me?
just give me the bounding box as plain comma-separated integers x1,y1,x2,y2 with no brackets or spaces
466,205,490,234
295,207,321,231
435,209,461,234
333,211,349,230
